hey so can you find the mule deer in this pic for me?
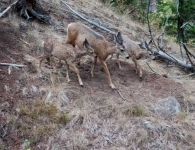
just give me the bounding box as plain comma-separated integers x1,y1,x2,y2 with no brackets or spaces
112,35,149,79
65,22,130,89
39,38,94,86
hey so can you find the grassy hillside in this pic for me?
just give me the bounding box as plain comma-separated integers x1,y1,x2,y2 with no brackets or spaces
0,0,195,149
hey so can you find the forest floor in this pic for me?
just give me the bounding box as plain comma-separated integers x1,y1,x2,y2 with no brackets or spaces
0,0,195,149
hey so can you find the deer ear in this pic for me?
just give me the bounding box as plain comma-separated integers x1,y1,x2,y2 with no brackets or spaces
83,38,89,47
115,32,123,45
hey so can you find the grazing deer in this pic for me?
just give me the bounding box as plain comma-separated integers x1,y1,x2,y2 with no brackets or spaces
112,35,149,79
39,38,94,87
65,22,130,89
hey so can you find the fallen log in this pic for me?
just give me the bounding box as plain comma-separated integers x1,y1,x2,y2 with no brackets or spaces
152,49,194,69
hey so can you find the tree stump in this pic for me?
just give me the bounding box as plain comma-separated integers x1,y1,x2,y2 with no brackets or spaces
15,0,51,24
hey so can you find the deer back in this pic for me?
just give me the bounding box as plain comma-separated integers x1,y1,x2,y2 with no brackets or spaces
66,22,129,59
52,42,77,62
122,35,142,56
66,22,107,53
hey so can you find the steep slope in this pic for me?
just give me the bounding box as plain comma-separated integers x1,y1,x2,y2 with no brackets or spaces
0,0,195,149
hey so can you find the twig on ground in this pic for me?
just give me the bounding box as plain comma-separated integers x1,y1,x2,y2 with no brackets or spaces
0,1,17,18
0,63,25,67
19,38,30,46
145,62,159,75
115,90,126,100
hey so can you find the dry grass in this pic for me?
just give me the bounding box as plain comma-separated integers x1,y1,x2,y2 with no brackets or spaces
123,105,145,117
1,0,195,149
30,2,195,148
14,99,68,144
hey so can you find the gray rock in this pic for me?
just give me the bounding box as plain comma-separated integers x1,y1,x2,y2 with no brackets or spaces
142,120,156,130
154,96,181,117
20,22,28,30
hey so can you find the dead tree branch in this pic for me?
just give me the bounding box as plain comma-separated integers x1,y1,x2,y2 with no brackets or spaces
0,1,17,18
146,0,159,51
146,62,159,75
182,42,195,67
0,63,25,67
152,48,194,69
157,15,170,51
60,0,116,35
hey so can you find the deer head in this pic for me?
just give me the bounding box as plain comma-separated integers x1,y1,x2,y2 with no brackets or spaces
83,38,94,54
115,32,129,59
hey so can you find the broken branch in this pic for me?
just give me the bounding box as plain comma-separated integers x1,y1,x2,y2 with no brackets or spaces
115,90,126,100
0,1,17,18
0,63,25,67
60,0,116,35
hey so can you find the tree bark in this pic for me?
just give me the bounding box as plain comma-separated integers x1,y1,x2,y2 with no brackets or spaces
177,0,185,42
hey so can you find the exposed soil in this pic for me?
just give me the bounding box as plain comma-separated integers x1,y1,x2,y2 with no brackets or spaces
0,0,194,149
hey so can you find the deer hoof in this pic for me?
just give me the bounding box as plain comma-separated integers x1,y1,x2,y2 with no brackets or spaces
110,84,117,90
139,76,143,81
67,78,71,83
80,84,84,87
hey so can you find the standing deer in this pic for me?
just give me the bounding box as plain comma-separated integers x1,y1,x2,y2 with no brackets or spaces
65,22,130,89
39,38,94,87
111,35,149,79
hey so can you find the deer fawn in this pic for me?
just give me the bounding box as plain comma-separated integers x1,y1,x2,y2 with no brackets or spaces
111,35,149,79
39,38,94,86
65,22,130,89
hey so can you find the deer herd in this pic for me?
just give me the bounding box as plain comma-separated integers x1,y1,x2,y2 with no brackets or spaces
39,22,149,89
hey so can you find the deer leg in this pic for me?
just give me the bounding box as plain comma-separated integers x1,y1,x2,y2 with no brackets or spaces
99,59,116,89
132,57,138,74
69,63,83,87
132,57,142,79
65,61,71,83
91,56,97,77
116,53,122,69
137,62,143,79
110,54,114,60
39,55,50,72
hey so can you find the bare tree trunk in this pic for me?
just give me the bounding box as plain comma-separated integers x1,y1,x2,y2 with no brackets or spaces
149,0,156,12
177,0,185,42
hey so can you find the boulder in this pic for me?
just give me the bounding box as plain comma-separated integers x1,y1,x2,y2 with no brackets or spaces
154,96,181,118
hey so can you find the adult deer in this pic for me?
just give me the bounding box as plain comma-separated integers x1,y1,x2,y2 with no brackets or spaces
65,22,130,89
39,38,94,87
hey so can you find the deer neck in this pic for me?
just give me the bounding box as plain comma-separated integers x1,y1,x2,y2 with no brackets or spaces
106,42,116,56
